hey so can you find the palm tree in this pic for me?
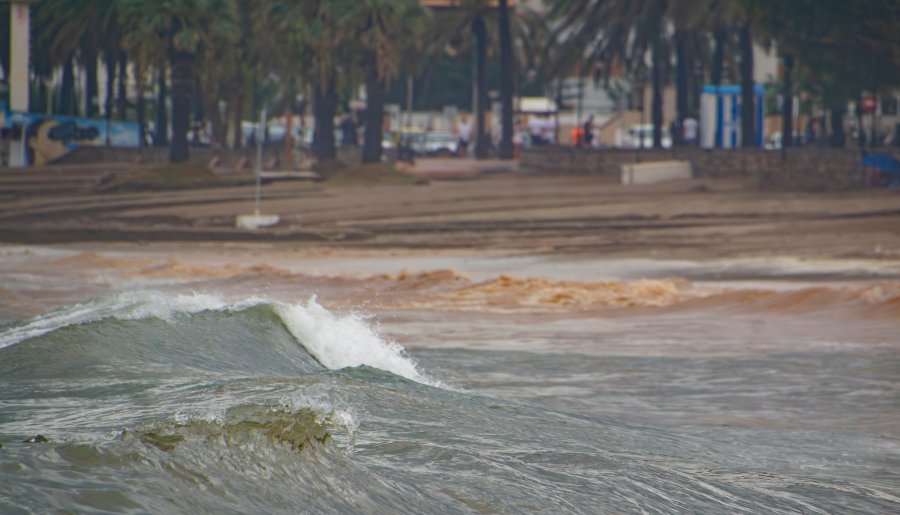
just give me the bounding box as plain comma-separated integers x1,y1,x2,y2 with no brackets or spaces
669,0,755,146
550,0,670,148
345,0,427,164
307,0,353,164
426,1,495,158
267,0,358,165
254,0,303,164
32,0,81,116
192,3,241,149
121,0,232,163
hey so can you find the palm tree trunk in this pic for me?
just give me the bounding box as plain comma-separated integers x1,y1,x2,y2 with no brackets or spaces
675,30,689,146
497,0,515,159
711,27,726,86
168,48,194,163
781,53,794,148
84,48,99,118
651,30,664,148
313,81,337,162
362,56,385,164
473,15,488,159
135,61,145,147
105,53,116,119
283,77,295,168
232,86,244,149
155,62,169,147
37,80,47,113
739,22,756,148
829,107,845,147
117,51,128,120
60,57,76,116
711,26,726,147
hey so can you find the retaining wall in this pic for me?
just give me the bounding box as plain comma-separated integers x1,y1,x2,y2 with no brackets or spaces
520,146,900,190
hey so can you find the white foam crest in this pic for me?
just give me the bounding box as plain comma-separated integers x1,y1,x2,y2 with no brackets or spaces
114,291,235,321
0,290,263,349
275,297,434,385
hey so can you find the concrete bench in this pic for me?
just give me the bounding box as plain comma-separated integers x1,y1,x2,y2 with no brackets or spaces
620,160,693,185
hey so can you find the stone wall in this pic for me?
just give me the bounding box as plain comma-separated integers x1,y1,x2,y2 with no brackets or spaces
53,145,290,171
519,146,900,190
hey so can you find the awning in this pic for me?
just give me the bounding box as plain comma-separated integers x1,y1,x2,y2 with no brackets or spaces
518,97,558,114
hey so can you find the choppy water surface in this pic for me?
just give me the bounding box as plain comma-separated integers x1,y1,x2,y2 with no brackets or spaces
0,247,898,513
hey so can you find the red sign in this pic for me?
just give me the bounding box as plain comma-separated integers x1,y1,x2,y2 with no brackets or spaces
861,95,877,113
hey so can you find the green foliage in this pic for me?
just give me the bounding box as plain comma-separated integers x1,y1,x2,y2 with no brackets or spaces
19,0,899,160
747,0,900,107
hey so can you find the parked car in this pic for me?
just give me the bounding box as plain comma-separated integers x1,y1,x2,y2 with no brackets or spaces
422,131,459,156
620,124,672,149
382,129,460,157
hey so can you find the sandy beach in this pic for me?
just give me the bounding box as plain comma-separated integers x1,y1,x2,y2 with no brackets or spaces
1,159,899,262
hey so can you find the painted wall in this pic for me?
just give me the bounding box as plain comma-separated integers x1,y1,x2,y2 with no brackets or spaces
2,105,140,165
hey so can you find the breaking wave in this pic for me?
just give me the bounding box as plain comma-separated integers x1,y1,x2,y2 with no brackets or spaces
0,291,431,385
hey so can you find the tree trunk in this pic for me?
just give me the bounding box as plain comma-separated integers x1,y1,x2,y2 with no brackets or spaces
60,57,76,116
473,15,489,159
711,27,726,85
117,51,128,120
313,81,337,162
135,61,145,147
84,48,99,118
781,53,794,148
674,30,689,146
362,57,385,164
651,29,664,148
105,53,116,119
497,0,515,159
168,48,194,163
155,62,169,147
36,80,47,113
711,27,726,146
232,86,244,149
739,22,756,148
283,77,295,168
829,107,845,147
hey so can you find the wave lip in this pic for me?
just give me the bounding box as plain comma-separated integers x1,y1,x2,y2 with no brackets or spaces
0,291,254,350
276,298,432,385
0,291,434,385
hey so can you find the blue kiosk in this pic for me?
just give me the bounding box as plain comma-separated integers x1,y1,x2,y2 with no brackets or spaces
699,84,765,149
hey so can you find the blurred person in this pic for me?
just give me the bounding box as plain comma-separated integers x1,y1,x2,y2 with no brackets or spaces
456,114,472,156
583,115,595,147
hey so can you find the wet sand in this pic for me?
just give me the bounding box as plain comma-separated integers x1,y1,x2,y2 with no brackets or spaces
1,162,899,262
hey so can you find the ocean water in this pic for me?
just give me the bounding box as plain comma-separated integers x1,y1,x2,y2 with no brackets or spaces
1,247,898,514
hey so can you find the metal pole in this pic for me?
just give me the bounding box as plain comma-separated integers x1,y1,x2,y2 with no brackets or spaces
406,75,413,127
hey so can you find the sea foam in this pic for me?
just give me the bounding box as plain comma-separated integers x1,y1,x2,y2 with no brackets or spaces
275,297,431,385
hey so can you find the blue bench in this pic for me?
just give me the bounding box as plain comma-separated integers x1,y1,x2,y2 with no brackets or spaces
861,153,900,187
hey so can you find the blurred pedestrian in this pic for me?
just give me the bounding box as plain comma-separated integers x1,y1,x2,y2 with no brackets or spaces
456,114,472,156
583,115,595,148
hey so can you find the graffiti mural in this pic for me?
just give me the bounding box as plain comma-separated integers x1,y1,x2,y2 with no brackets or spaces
1,104,140,165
